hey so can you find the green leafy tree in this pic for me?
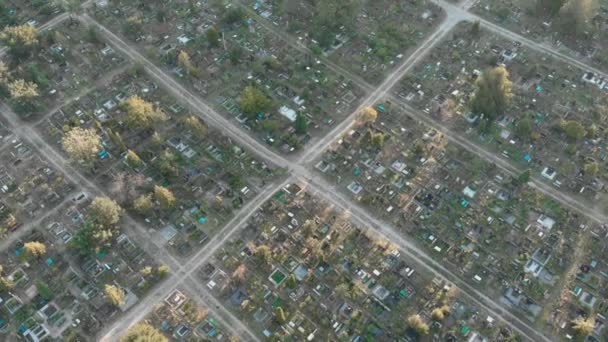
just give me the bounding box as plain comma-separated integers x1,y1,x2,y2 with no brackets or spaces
69,222,97,256
239,86,272,118
557,0,599,35
275,306,287,324
126,150,143,168
560,120,587,140
584,161,599,177
206,27,220,48
470,67,513,122
36,281,54,301
515,118,533,140
255,245,272,265
294,113,308,134
184,116,207,138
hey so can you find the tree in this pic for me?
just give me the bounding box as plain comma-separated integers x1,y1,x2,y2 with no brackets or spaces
470,20,481,37
515,118,533,140
407,314,430,335
571,317,594,336
36,281,54,301
0,276,13,292
177,50,193,72
121,322,168,342
254,245,272,265
89,197,123,228
8,79,39,108
222,7,246,26
69,222,98,256
359,107,378,124
156,265,169,278
470,67,513,122
294,113,308,134
124,95,166,129
126,150,143,169
24,241,46,259
557,0,599,35
239,86,272,118
0,25,39,58
275,306,287,324
0,61,10,86
285,274,297,289
584,161,599,177
154,185,176,209
431,305,450,321
512,170,531,187
133,194,153,214
62,127,102,165
206,27,220,48
184,116,207,138
229,46,243,65
140,266,153,276
370,131,385,148
232,264,247,283
312,0,361,48
560,120,587,140
104,284,125,306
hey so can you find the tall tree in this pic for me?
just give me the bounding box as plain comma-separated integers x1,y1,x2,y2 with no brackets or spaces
470,66,513,122
154,185,176,209
104,284,125,306
206,27,220,48
89,197,124,228
0,25,39,58
294,113,308,134
407,314,430,335
24,241,47,259
557,0,599,35
121,322,168,342
239,86,272,118
62,127,102,166
124,95,167,129
8,79,39,109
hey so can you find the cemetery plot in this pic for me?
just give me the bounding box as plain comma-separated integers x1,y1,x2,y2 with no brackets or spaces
198,183,522,341
547,230,608,338
0,199,168,341
471,0,608,71
314,102,592,329
125,289,236,341
1,20,127,118
90,0,365,154
0,139,75,238
393,22,608,204
36,70,281,258
248,0,445,84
